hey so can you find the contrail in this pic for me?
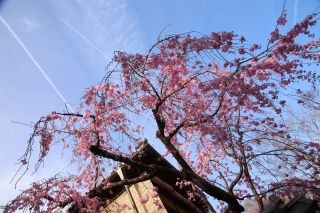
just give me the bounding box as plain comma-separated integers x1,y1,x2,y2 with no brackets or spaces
60,18,108,59
294,0,299,25
0,16,74,113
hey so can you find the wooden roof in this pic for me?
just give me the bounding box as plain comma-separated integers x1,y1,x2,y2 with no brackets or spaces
103,141,208,212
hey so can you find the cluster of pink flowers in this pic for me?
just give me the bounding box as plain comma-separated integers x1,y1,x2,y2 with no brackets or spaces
139,194,149,204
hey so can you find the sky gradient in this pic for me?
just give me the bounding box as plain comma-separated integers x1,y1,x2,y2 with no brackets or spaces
0,0,318,207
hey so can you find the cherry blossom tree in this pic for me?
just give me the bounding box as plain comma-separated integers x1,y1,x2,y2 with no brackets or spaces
2,10,320,213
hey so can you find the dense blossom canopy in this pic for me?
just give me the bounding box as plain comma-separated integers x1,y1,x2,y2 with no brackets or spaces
3,11,320,212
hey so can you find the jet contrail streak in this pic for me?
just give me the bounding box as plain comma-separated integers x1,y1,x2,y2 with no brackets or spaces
0,16,74,113
294,0,299,25
60,18,108,59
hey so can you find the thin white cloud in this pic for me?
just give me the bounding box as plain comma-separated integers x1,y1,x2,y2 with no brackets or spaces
66,0,144,66
0,16,74,113
294,0,299,25
21,17,40,32
60,18,108,58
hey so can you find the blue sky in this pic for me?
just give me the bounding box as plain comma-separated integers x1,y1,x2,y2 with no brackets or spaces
0,0,318,207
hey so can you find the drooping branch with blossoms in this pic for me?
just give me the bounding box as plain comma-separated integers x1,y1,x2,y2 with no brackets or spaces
2,10,320,213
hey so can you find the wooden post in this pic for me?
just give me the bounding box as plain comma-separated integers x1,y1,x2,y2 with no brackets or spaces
117,166,139,213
